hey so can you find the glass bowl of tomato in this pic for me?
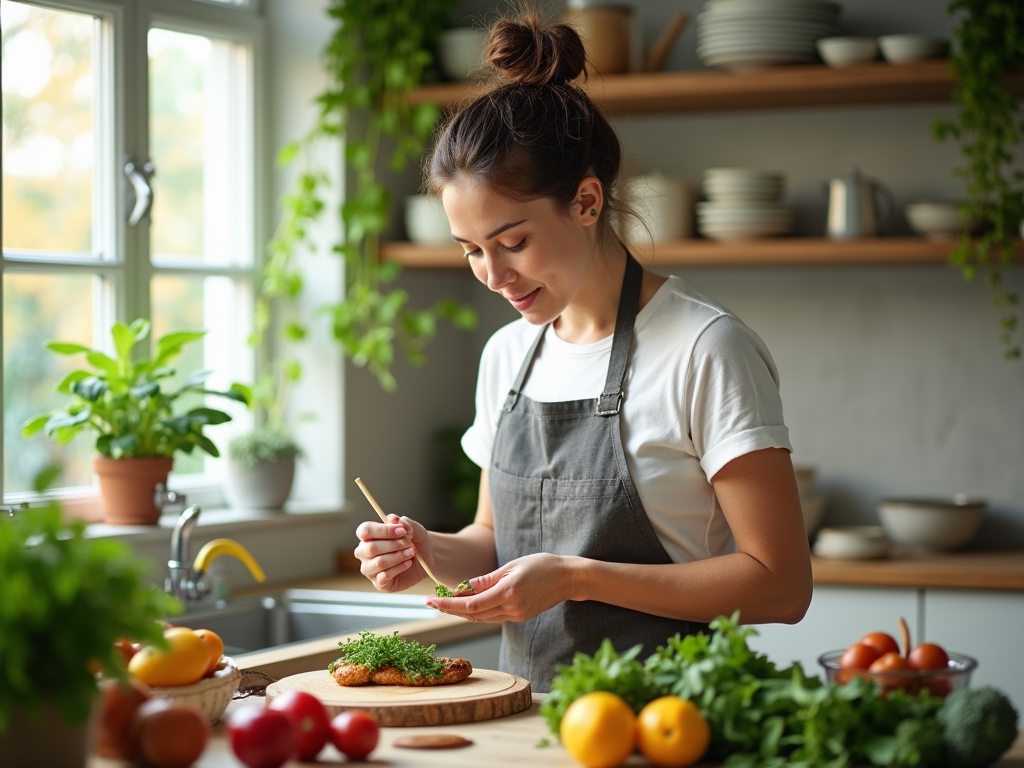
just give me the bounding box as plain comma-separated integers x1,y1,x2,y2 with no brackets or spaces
818,650,977,697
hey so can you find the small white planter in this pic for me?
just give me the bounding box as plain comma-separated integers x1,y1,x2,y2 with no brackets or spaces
224,457,296,510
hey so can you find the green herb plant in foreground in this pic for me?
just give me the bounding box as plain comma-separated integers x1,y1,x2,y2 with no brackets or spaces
329,630,444,682
0,498,180,731
541,613,1008,768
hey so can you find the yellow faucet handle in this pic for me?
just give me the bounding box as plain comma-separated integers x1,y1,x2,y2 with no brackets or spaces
192,538,266,583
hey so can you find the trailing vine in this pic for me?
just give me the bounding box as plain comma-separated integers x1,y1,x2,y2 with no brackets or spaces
263,0,476,393
934,0,1024,358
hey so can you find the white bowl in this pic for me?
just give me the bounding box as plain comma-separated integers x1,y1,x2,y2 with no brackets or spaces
878,496,985,552
148,658,240,723
904,201,977,240
405,195,451,245
438,28,487,81
878,34,944,64
817,36,878,67
813,526,889,560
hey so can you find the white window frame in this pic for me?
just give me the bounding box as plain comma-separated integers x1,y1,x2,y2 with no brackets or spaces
1,0,268,512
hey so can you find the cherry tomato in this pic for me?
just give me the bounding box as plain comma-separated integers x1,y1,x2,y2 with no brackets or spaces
908,642,950,671
860,632,900,658
227,706,294,768
268,690,329,761
113,638,142,667
839,642,882,670
330,709,380,761
131,699,209,768
95,677,150,759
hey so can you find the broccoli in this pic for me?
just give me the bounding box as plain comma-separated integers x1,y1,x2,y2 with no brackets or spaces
937,687,1020,768
892,718,945,768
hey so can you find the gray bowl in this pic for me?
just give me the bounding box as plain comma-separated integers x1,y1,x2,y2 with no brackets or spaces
877,495,985,552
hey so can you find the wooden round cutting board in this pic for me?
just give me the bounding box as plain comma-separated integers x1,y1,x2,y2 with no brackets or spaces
265,668,532,727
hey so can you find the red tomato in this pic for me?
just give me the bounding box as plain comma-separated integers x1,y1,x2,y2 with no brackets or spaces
268,690,329,761
908,642,950,671
869,651,913,693
330,710,380,761
839,643,882,670
227,706,295,768
95,677,150,759
113,638,142,667
131,699,209,768
860,632,900,658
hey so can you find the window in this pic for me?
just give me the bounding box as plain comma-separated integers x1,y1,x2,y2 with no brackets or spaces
2,0,263,512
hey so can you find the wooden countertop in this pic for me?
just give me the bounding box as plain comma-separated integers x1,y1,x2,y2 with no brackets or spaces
812,550,1024,591
89,697,1024,768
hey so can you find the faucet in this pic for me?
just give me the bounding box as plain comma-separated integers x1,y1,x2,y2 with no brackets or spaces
165,505,267,605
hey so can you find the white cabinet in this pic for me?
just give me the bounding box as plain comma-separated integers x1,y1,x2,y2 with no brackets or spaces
924,589,1024,713
746,585,920,677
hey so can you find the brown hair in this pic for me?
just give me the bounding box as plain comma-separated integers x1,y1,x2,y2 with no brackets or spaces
425,9,629,232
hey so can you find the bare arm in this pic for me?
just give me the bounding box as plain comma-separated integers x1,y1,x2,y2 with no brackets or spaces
428,448,812,626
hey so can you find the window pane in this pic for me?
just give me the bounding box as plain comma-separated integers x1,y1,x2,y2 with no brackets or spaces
4,273,97,492
2,1,95,253
151,274,252,478
149,28,251,266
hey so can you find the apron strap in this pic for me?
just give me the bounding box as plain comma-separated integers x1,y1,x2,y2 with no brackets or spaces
597,253,643,416
503,251,644,415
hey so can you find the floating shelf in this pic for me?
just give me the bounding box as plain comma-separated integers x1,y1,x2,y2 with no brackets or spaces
410,61,1024,116
381,237,1024,269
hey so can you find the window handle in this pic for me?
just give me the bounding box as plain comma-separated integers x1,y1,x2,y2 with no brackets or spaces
124,158,155,226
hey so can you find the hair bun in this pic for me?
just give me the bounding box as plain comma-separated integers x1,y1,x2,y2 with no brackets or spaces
486,12,587,86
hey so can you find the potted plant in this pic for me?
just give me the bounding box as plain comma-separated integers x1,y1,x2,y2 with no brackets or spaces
225,426,303,510
0,491,178,767
20,318,248,525
269,0,476,393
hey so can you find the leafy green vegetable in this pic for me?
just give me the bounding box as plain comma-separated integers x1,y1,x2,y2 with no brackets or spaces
543,613,947,768
456,580,474,593
435,583,454,598
328,630,444,682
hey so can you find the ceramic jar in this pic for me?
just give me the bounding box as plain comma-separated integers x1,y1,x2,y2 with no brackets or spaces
562,4,634,76
622,173,694,243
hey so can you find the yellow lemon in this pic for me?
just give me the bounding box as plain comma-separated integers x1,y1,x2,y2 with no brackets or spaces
128,627,209,688
560,691,636,768
636,696,710,768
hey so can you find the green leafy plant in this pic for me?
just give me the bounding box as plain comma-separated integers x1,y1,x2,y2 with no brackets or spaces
268,0,477,393
0,486,180,730
227,425,303,471
20,318,248,458
934,0,1024,358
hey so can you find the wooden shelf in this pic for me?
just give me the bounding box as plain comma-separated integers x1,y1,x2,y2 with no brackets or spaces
411,61,1024,116
382,237,1024,268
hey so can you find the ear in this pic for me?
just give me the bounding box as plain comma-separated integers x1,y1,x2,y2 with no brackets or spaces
573,177,604,229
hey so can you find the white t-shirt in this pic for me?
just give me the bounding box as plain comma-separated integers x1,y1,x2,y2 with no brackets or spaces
461,275,792,563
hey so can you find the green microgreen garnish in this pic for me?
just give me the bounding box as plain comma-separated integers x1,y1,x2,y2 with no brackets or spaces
435,583,454,597
456,579,474,593
329,630,444,682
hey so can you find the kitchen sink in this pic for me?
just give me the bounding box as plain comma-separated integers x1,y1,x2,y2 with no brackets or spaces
172,589,442,656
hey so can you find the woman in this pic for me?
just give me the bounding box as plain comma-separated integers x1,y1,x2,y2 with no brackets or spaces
354,11,812,691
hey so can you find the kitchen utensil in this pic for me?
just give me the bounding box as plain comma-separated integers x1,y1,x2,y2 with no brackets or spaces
904,201,978,240
643,11,689,72
265,668,532,726
817,36,878,67
819,650,976,697
878,34,944,64
877,496,985,552
354,477,445,590
826,166,895,239
813,526,889,559
562,5,633,76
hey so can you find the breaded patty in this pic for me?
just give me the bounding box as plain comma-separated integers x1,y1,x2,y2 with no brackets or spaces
331,657,473,687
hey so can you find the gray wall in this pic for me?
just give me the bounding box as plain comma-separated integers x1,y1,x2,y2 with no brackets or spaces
282,0,1024,549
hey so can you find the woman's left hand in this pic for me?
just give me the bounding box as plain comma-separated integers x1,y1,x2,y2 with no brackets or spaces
425,553,575,623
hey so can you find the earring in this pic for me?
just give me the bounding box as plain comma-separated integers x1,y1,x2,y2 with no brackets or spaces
590,209,598,217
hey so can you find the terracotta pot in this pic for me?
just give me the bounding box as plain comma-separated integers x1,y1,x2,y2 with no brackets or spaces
0,698,97,768
92,456,173,525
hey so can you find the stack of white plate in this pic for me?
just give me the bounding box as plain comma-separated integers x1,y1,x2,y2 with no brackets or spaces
699,168,793,241
697,0,843,71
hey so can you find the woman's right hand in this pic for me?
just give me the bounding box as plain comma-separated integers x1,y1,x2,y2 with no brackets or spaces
353,514,433,592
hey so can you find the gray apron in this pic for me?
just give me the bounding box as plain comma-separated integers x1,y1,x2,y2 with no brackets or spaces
489,254,709,692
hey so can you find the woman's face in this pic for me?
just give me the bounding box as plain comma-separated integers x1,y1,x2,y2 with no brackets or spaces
441,178,596,326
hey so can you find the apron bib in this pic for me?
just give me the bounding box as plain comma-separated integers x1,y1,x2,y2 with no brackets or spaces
490,254,708,691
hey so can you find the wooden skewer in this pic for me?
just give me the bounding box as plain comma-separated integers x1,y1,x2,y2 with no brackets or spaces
354,477,445,589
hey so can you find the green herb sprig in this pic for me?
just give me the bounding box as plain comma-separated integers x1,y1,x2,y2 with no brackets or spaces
434,583,454,598
328,630,444,682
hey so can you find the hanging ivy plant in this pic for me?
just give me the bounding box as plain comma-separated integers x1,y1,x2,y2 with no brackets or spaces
263,0,476,393
933,0,1024,358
